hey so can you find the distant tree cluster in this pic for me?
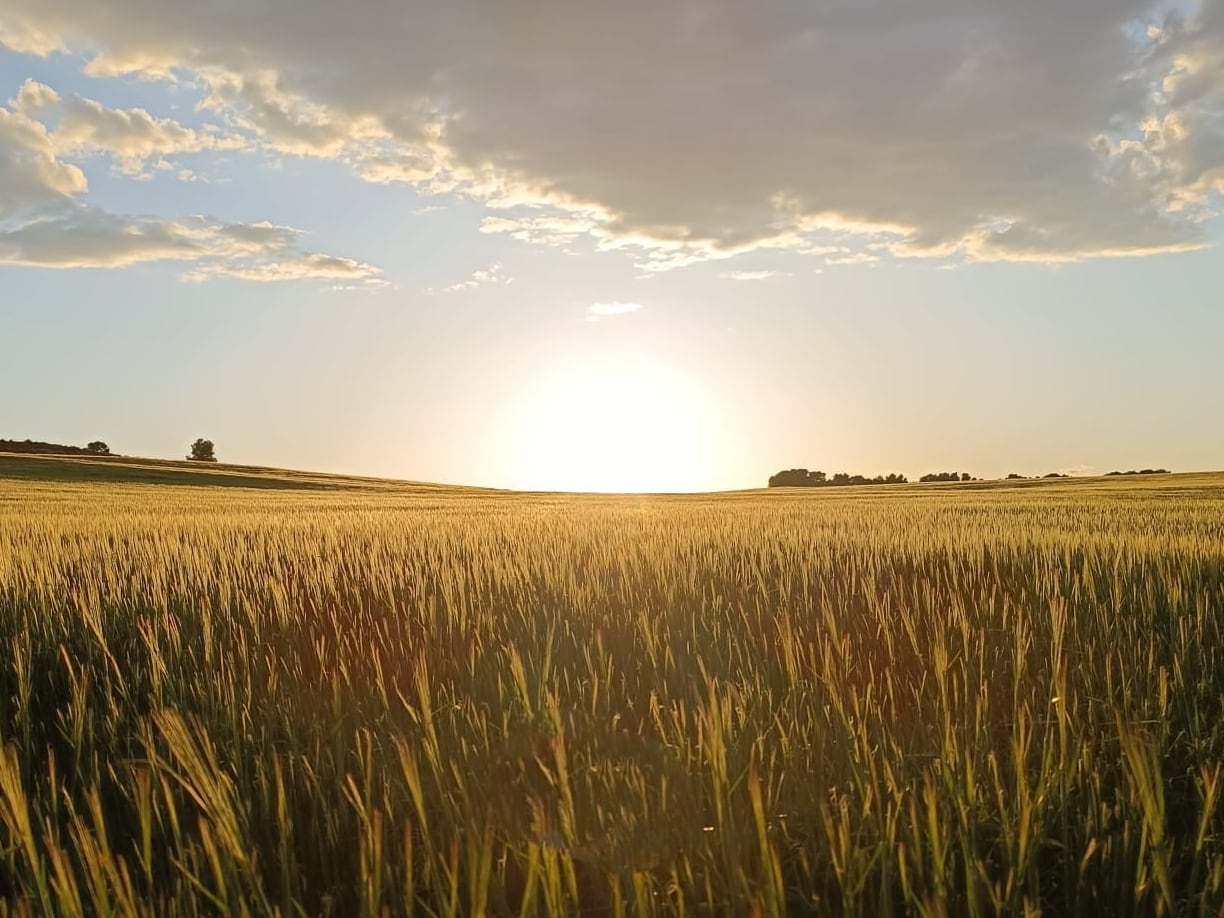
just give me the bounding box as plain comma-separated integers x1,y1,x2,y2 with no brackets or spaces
0,438,110,456
768,469,908,488
770,466,1176,490
3,437,221,463
919,472,975,483
187,439,218,462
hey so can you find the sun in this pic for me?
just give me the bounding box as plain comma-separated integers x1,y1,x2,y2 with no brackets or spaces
506,360,715,492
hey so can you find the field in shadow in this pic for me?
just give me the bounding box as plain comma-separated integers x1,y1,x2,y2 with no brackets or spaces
0,454,343,491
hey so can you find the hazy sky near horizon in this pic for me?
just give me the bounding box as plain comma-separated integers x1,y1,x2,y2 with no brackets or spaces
2,0,1222,491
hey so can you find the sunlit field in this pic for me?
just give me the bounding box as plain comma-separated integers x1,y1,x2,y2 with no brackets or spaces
2,456,1223,916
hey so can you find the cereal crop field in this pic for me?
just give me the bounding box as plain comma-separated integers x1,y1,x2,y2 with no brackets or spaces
1,454,1223,916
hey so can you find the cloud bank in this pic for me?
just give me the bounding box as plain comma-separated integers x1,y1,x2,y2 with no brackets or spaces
0,82,382,282
2,0,1223,269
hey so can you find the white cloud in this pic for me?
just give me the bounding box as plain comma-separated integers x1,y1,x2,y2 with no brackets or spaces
0,207,384,286
0,14,62,56
825,252,881,267
0,211,207,267
182,252,384,284
13,80,59,116
586,301,644,320
52,94,245,175
11,80,248,177
209,220,300,254
1,0,1223,267
0,106,87,213
719,270,780,281
480,211,604,248
0,85,379,284
433,261,511,294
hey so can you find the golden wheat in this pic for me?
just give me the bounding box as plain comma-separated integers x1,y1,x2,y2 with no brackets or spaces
0,474,1221,915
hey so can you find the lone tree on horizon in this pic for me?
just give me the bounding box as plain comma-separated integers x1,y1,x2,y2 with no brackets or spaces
85,441,110,455
187,439,217,462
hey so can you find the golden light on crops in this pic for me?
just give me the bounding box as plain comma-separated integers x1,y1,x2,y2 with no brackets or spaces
2,455,1223,913
508,360,715,492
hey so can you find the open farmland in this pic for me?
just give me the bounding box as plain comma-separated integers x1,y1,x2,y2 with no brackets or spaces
1,455,1223,916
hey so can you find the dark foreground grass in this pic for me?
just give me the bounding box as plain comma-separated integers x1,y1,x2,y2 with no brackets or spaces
0,466,1223,915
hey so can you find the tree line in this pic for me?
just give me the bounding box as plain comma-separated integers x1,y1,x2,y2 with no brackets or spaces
919,472,976,483
768,469,993,488
0,438,111,456
768,469,909,488
1,438,219,462
772,467,1173,487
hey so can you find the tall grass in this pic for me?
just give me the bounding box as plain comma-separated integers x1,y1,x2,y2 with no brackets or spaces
0,476,1222,914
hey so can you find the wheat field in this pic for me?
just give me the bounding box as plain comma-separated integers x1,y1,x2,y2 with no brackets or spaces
1,457,1222,916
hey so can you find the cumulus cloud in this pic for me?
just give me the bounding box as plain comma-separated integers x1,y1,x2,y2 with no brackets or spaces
2,0,1223,267
0,15,62,56
586,301,644,320
12,80,59,116
0,106,87,212
0,84,380,283
3,81,245,216
14,80,248,175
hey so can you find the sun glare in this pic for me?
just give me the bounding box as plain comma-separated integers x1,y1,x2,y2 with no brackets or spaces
508,362,715,492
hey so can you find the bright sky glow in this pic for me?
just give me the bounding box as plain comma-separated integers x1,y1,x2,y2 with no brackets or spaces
506,361,716,493
1,1,1222,490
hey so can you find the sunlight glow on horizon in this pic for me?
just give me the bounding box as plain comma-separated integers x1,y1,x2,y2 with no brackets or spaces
503,360,721,493
2,0,1223,488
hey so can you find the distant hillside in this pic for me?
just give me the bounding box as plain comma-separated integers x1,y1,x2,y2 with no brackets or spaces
0,438,107,456
0,452,507,494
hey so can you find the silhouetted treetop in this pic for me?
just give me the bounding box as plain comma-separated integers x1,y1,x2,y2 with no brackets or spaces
919,472,976,483
1,438,111,456
768,469,907,488
188,439,218,462
770,466,1174,490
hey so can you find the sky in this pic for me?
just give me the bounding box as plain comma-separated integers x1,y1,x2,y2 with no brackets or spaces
1,0,1222,492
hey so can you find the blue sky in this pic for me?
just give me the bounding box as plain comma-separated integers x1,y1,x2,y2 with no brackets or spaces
2,1,1222,491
